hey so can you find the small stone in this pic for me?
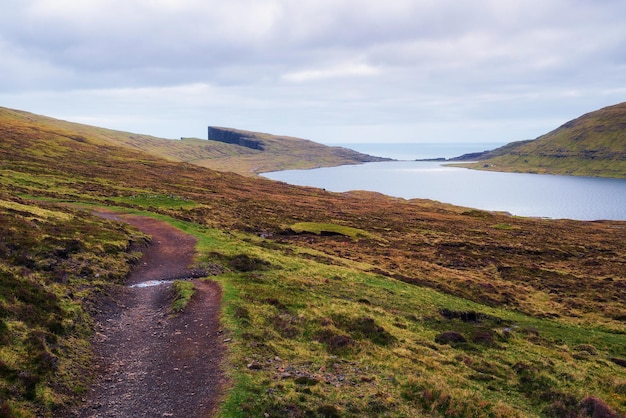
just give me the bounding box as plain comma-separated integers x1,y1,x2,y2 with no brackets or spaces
247,361,262,370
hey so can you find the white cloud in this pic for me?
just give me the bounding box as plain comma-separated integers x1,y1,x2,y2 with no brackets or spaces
282,62,381,82
1,0,625,143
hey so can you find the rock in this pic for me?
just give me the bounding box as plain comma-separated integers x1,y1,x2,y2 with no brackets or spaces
247,361,263,370
207,127,265,150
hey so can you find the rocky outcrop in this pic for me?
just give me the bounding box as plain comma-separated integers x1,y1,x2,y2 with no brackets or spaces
207,127,265,150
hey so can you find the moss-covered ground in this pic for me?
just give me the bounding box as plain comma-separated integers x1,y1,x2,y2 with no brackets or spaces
1,107,625,416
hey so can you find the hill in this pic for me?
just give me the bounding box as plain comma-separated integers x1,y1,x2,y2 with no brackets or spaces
0,107,386,176
1,107,625,417
452,102,626,178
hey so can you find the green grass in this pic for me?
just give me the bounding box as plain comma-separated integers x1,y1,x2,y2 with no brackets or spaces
170,281,196,313
124,213,626,417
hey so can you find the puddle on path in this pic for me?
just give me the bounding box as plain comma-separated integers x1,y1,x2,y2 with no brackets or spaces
129,280,173,288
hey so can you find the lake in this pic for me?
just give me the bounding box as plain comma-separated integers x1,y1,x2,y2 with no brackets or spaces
263,144,626,221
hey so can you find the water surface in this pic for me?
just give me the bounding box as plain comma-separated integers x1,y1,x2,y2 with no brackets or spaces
264,161,626,221
129,280,173,288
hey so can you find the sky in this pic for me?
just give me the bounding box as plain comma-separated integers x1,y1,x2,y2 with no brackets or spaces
1,0,625,144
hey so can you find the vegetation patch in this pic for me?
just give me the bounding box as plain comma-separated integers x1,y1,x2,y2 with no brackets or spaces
434,331,467,345
578,396,621,418
228,254,272,272
331,315,396,347
401,375,519,417
492,223,520,230
439,308,492,323
288,222,374,239
170,280,196,313
0,199,144,415
314,329,356,355
204,252,272,273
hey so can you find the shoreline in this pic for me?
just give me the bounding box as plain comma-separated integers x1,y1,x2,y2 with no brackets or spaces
261,160,626,222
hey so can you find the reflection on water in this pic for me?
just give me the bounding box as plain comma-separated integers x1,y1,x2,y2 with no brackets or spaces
129,280,173,288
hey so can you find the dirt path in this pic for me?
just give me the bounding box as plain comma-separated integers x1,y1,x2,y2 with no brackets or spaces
70,212,226,418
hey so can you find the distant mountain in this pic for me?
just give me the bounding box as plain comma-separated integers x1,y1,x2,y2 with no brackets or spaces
452,102,626,178
0,107,387,176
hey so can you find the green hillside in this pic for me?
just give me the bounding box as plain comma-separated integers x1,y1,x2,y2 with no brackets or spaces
0,107,385,177
1,107,625,417
454,102,626,177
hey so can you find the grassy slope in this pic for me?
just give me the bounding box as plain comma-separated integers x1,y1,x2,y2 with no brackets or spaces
454,102,626,178
199,126,388,175
0,107,384,176
1,108,625,416
0,197,146,416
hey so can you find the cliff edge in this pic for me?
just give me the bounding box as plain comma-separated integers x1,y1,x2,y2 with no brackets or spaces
208,126,265,150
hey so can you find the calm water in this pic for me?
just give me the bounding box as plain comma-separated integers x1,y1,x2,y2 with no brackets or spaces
264,146,626,221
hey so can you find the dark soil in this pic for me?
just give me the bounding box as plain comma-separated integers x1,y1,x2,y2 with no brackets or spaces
67,212,226,418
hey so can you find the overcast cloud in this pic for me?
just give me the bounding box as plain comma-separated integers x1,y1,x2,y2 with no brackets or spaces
1,0,625,143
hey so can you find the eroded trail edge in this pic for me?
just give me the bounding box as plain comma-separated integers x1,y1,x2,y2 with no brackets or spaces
73,211,226,418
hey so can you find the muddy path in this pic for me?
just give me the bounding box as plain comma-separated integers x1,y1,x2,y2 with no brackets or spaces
69,211,226,418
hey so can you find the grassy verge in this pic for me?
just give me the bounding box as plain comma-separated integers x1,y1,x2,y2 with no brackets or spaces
0,198,146,416
170,281,196,314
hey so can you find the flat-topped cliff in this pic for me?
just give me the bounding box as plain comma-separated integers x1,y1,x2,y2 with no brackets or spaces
207,126,265,150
